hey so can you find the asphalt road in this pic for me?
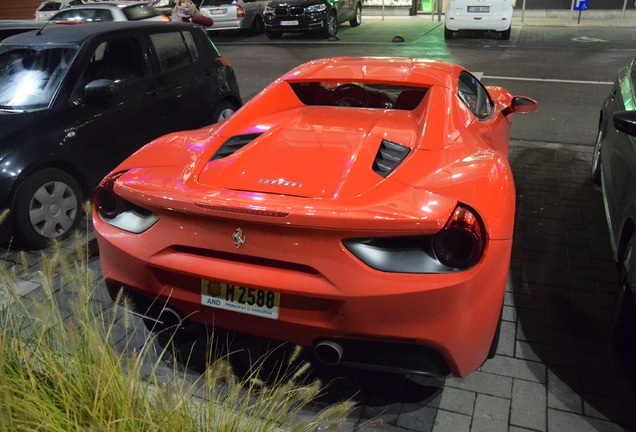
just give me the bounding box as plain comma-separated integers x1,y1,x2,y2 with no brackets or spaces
209,16,635,147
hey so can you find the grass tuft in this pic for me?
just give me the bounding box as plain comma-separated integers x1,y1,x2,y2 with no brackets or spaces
0,235,354,431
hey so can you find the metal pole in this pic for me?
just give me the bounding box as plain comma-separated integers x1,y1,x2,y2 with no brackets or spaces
570,0,575,22
521,0,526,25
437,0,442,22
622,0,628,21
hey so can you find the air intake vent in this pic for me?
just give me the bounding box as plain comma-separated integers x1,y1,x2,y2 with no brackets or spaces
210,133,263,161
372,139,410,177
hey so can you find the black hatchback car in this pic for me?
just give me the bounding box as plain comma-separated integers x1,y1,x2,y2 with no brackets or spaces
0,21,241,248
592,57,636,349
263,0,362,39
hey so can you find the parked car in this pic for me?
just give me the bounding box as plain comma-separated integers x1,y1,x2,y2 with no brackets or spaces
592,57,636,348
35,0,85,21
50,1,167,22
0,20,45,40
444,0,513,40
263,0,361,39
150,0,176,16
0,21,241,248
200,0,267,35
92,57,537,377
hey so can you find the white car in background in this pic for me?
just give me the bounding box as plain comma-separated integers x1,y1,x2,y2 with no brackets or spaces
445,0,513,40
199,0,268,35
35,0,85,20
50,1,166,22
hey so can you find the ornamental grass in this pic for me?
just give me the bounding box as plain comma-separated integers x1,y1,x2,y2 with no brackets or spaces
0,209,355,431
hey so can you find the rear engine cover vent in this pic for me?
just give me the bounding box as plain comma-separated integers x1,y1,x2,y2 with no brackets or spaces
372,139,410,177
210,133,263,161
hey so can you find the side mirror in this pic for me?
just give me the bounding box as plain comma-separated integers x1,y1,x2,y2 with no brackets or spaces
510,96,537,114
613,110,636,137
84,79,118,102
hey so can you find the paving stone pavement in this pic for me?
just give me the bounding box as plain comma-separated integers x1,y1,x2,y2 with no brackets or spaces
2,12,636,432
1,139,635,431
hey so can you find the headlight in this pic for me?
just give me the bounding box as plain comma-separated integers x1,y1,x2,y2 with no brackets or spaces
93,172,158,234
306,3,327,13
264,5,275,14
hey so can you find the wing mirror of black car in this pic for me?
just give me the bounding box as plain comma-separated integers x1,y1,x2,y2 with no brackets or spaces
84,79,119,102
613,110,636,137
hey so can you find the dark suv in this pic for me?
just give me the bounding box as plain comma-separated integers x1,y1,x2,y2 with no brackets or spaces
263,0,361,39
0,21,241,248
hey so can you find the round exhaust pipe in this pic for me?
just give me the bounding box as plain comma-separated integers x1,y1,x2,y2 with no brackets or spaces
314,341,344,366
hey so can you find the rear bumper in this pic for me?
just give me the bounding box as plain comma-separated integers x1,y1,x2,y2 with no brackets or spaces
95,208,510,377
445,15,512,31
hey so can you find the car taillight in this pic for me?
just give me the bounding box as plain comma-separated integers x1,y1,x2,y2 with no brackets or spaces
433,205,486,269
94,172,125,220
237,5,245,17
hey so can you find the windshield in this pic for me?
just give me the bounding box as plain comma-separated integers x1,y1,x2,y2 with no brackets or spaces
0,45,77,110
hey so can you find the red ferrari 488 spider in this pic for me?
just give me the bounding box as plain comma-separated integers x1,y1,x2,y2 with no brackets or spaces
93,57,536,377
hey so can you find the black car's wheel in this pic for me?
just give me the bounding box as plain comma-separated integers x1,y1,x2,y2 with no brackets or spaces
614,237,636,347
444,26,454,39
12,168,83,249
212,100,238,123
265,29,283,39
350,3,361,27
500,27,511,40
249,15,264,35
592,125,603,185
322,11,338,38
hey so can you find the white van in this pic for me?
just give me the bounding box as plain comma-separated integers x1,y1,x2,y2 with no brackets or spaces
444,0,513,40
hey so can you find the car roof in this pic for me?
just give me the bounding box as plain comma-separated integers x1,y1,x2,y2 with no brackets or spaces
0,21,193,45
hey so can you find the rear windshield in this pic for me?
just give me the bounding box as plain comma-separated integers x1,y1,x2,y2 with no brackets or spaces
38,1,62,12
123,4,162,20
290,82,428,110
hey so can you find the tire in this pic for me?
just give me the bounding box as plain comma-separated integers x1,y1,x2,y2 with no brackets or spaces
12,168,83,249
249,15,264,35
322,11,337,38
265,29,283,39
444,26,454,39
487,306,503,359
501,27,511,40
613,237,636,347
592,125,603,185
350,3,361,27
212,100,238,123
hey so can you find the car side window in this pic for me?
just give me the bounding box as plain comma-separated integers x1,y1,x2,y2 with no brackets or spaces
458,71,494,120
84,38,146,84
149,31,199,72
54,9,114,22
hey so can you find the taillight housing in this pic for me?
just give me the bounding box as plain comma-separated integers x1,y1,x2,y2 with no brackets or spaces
94,172,125,220
93,172,158,233
237,5,245,17
433,205,486,269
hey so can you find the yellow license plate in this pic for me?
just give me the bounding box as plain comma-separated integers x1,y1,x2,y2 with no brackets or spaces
201,280,280,320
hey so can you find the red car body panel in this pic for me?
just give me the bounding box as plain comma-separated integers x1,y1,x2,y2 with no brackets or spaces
93,57,536,377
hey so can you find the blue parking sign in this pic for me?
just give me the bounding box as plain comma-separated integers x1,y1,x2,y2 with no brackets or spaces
574,0,589,10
